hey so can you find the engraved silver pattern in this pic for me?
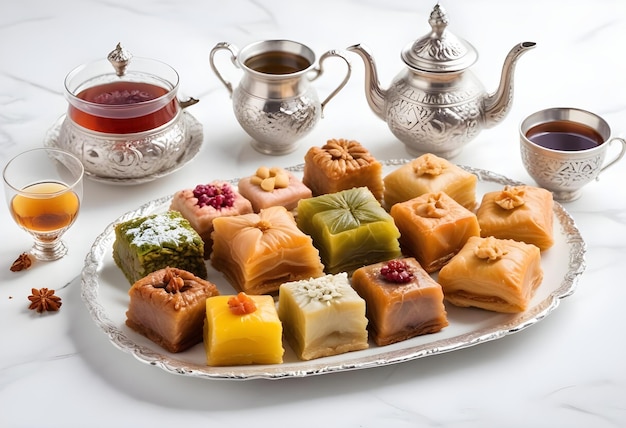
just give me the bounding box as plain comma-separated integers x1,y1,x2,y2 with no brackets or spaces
81,161,586,380
44,111,203,185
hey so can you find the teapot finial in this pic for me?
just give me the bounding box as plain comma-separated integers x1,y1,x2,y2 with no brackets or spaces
107,42,133,76
428,3,448,37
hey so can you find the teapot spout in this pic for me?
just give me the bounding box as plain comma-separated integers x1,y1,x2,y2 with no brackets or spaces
346,44,386,120
484,41,536,127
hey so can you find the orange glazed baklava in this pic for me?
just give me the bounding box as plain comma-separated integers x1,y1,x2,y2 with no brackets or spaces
476,185,554,251
237,166,312,213
390,192,480,273
126,267,220,353
302,138,384,200
383,153,477,210
210,205,324,295
438,236,543,313
352,258,448,346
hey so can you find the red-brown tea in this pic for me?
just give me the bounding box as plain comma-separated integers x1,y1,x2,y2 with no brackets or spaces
244,51,310,74
526,120,604,151
68,81,178,133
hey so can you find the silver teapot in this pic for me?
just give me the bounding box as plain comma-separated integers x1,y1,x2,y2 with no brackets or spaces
348,4,536,158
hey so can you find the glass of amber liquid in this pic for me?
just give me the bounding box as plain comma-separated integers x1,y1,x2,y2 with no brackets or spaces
3,148,84,261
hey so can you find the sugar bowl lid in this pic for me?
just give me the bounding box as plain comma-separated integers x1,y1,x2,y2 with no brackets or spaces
401,4,478,73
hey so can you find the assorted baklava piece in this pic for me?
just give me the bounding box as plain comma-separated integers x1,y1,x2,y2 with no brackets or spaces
204,292,284,366
237,166,312,213
112,211,207,284
170,180,253,258
352,258,448,346
383,153,477,210
390,192,480,273
278,273,369,360
210,205,324,295
125,267,220,353
438,236,543,313
296,187,401,274
476,185,554,250
303,138,384,201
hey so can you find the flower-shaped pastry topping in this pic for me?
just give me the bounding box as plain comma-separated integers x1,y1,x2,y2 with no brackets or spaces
313,139,374,176
495,185,526,210
414,193,448,218
474,236,509,261
161,267,192,294
250,166,290,192
228,292,257,315
413,154,446,177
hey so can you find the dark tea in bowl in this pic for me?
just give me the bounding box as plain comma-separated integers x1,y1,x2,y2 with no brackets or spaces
525,120,604,151
520,107,626,202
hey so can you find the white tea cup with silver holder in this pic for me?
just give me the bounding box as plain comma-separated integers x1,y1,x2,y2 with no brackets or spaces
520,107,626,202
210,39,352,155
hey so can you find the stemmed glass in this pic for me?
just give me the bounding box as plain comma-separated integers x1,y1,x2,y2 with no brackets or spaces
3,148,84,261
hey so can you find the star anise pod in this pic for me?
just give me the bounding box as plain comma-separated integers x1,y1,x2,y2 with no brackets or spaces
27,288,62,313
10,252,33,272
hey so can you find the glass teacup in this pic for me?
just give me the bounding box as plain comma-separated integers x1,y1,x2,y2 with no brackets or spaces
57,44,193,180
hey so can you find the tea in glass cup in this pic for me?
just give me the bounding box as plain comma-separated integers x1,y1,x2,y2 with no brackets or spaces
3,148,84,261
57,44,192,180
520,107,626,202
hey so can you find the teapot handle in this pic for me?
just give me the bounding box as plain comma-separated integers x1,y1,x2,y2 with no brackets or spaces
312,49,352,114
209,42,240,97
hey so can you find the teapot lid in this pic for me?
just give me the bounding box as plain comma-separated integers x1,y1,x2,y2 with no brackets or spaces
401,4,478,72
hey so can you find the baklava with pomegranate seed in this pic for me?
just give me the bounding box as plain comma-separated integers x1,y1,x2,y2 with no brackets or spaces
237,166,312,213
438,236,543,313
112,211,207,284
125,267,219,353
390,192,480,273
302,138,384,201
383,153,477,210
351,258,448,346
278,273,369,360
170,181,253,258
210,205,324,295
476,185,554,251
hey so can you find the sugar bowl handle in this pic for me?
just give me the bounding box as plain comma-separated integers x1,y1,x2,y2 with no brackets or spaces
314,49,352,113
209,42,239,96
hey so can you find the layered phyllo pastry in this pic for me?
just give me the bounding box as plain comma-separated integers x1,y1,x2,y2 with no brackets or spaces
390,192,480,273
210,205,324,295
112,211,207,284
351,258,448,346
383,153,477,210
278,273,369,360
203,293,284,366
296,187,401,274
302,138,384,201
237,166,312,213
125,267,220,353
438,236,543,313
170,181,253,258
476,185,554,250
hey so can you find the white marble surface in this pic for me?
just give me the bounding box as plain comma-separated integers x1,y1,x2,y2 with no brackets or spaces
1,0,626,427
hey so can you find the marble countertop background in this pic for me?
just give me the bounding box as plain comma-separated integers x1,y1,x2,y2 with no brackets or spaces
1,1,625,427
